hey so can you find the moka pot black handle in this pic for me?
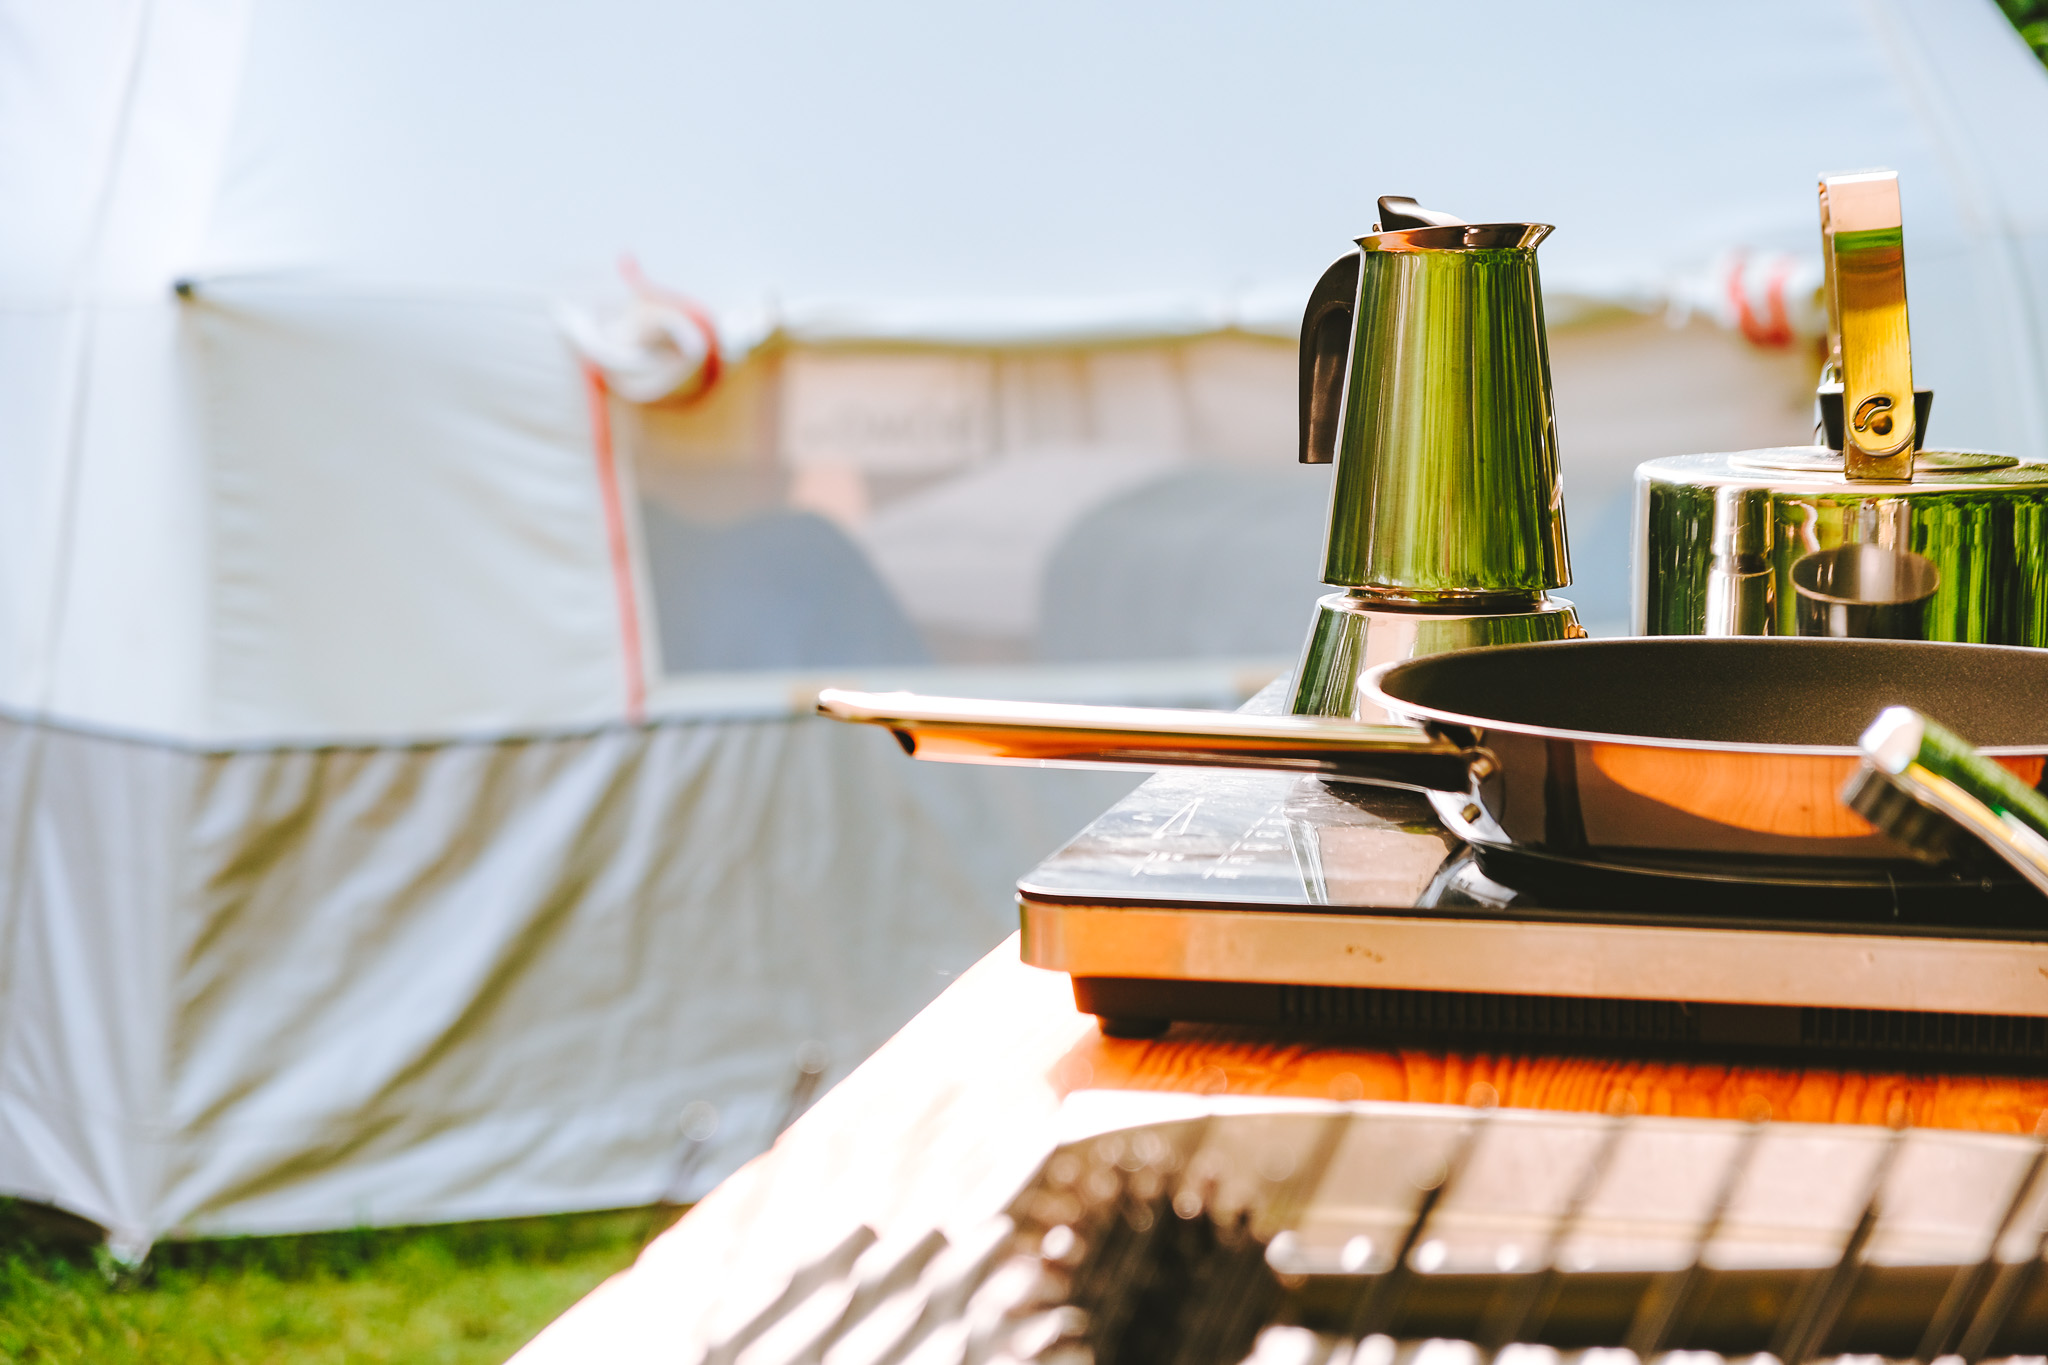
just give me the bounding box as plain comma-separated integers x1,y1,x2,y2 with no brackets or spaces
1298,251,1358,464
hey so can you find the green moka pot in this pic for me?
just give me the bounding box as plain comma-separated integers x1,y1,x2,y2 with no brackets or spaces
1288,198,1582,718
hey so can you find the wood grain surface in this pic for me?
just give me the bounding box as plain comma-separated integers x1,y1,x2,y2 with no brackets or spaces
514,935,2048,1364
1066,1025,2048,1133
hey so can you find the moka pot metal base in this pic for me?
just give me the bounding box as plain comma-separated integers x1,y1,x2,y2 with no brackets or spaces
1286,589,1583,720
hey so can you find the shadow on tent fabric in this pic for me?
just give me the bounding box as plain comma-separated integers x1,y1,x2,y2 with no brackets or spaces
640,504,932,672
1035,467,1333,663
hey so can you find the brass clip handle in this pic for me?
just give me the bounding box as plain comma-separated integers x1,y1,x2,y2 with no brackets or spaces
1820,171,1915,480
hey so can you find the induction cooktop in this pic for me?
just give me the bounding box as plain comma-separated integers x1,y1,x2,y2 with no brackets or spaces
1016,688,2048,1067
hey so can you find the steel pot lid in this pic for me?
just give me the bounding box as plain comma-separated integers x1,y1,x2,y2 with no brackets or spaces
1359,222,1553,252
1726,446,2020,476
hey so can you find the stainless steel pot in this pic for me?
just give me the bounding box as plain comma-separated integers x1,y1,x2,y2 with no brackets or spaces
1635,169,2048,646
819,637,2048,868
1634,448,2048,644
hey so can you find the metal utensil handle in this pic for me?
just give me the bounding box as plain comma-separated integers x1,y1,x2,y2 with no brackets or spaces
815,690,1479,792
1858,706,2048,894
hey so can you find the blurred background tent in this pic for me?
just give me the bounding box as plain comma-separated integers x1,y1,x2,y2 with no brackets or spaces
3,0,2046,1253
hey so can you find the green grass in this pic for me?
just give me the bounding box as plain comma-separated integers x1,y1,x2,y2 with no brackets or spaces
0,1198,674,1364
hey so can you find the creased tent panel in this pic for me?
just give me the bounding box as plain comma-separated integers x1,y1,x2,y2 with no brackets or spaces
0,718,188,1258
189,284,638,742
0,707,1132,1247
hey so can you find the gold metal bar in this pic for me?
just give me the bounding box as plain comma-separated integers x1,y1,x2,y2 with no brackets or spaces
1822,171,1915,480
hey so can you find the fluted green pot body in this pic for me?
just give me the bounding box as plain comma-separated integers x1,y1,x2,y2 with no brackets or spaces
1322,236,1571,594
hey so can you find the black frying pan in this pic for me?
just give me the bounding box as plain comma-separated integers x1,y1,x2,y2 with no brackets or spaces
817,637,2048,866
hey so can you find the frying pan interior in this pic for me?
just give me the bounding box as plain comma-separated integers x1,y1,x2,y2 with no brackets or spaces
1375,638,2048,748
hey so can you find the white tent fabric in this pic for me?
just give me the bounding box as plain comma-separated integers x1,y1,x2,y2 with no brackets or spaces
10,0,2048,740
0,694,1142,1255
3,0,2047,1248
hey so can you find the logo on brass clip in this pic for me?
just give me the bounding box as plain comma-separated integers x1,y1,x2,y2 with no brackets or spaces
1853,393,1896,438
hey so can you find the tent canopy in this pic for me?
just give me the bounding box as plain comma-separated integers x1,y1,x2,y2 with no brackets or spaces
190,2,2048,327
7,0,2048,742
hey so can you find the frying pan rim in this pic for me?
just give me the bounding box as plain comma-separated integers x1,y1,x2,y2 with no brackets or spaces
1359,637,2048,758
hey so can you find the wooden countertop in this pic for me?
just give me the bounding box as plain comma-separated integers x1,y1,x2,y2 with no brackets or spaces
512,934,2048,1364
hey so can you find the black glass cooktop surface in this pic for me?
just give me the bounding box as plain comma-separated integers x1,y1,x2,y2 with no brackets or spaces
1017,686,2048,939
